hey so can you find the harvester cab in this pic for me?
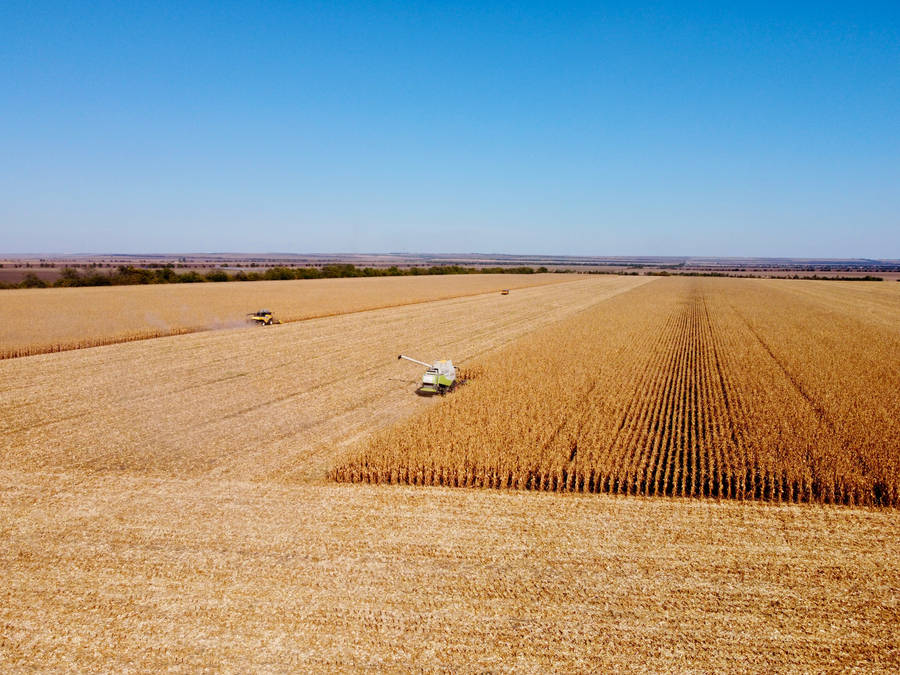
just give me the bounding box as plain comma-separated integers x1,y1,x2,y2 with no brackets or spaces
398,355,457,395
247,309,281,326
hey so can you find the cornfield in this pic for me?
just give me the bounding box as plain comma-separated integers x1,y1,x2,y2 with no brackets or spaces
0,273,573,359
2,275,898,670
1,276,643,481
332,278,900,507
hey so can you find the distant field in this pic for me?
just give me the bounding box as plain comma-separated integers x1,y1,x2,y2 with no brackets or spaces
335,278,900,507
0,267,61,284
0,273,574,359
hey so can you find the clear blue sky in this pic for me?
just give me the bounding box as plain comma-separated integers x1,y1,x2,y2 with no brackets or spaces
2,1,898,257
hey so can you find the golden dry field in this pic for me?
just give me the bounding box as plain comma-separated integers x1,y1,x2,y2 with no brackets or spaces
0,272,573,359
0,276,643,481
1,275,898,671
2,476,897,671
336,277,900,507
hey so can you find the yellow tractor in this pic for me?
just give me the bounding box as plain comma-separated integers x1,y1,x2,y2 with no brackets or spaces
247,309,281,326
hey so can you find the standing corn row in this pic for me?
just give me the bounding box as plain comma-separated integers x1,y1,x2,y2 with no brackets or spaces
331,278,900,507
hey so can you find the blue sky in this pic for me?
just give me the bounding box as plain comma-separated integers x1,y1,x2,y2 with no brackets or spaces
2,1,898,256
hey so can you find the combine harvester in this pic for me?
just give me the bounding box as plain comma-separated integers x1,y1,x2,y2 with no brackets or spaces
246,309,281,326
398,355,457,395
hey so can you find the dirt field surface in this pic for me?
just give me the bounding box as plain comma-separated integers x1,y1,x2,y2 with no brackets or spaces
2,275,898,671
2,476,897,671
0,272,575,358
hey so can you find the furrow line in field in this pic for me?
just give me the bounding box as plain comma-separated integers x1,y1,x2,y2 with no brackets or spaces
675,296,697,495
695,296,715,497
660,297,695,497
579,304,669,492
700,297,736,499
690,298,705,497
739,310,830,426
703,298,755,500
697,299,725,499
677,298,697,496
642,300,689,497
683,298,698,497
638,308,681,496
725,301,867,504
648,307,678,496
599,316,664,492
612,309,682,495
634,316,673,497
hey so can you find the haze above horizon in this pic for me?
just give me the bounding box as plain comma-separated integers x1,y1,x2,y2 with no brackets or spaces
2,2,898,257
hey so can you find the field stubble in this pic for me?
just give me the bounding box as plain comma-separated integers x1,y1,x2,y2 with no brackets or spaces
0,273,574,359
1,275,898,670
0,276,647,482
1,473,897,671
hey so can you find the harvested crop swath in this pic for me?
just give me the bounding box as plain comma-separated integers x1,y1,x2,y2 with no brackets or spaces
332,278,900,507
4,471,898,671
0,273,574,359
0,277,647,482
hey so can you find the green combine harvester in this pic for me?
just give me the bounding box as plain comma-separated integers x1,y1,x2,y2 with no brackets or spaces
398,355,457,395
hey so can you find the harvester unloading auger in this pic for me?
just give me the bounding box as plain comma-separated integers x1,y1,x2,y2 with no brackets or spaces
398,355,457,395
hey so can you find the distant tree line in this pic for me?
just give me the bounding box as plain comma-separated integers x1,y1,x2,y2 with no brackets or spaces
641,270,885,281
784,274,884,281
2,264,886,290
1,264,549,289
643,270,736,277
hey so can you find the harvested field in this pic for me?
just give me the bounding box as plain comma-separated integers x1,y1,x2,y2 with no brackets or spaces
0,276,646,481
2,474,898,671
0,272,574,359
334,278,900,507
2,275,898,670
